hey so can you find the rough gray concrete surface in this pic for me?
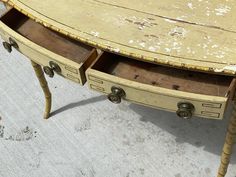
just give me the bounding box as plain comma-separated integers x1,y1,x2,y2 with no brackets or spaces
0,4,236,177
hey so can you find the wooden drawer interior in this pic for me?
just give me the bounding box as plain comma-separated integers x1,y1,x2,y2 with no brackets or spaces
92,52,235,98
1,8,94,65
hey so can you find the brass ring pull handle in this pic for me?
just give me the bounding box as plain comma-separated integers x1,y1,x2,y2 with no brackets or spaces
2,38,18,53
43,61,61,78
176,102,195,119
108,86,126,104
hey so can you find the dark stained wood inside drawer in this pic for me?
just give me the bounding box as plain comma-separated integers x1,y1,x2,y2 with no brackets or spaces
92,52,234,97
1,8,94,64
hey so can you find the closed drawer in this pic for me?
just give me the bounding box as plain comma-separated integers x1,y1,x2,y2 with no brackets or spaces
86,52,236,120
0,8,97,84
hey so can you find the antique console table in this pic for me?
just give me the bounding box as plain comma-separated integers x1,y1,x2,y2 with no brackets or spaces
1,0,236,176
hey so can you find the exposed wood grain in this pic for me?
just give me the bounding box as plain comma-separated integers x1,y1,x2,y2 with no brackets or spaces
1,8,94,64
0,8,98,85
87,52,232,120
92,54,233,97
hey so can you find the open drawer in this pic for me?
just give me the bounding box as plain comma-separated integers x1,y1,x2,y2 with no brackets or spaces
0,8,97,84
86,52,236,120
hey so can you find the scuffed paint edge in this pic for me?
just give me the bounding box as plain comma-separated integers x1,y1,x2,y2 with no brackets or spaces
214,65,236,73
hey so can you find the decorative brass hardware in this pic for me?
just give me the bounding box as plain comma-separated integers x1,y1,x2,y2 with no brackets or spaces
43,61,61,78
2,38,18,53
108,86,126,104
176,102,195,119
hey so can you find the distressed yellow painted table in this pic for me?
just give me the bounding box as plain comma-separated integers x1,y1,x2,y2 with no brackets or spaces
1,0,236,176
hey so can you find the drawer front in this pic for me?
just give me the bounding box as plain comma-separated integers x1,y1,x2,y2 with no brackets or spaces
0,22,84,83
87,70,229,120
0,8,98,84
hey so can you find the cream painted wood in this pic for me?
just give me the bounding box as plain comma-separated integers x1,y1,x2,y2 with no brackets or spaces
86,68,233,120
3,2,10,9
0,13,97,85
3,0,236,75
91,0,236,32
1,2,236,177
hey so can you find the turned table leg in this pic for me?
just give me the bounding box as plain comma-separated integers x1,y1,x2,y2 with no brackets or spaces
217,102,236,177
31,60,52,119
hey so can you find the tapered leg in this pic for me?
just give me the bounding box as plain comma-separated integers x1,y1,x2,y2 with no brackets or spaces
217,102,236,177
31,60,52,119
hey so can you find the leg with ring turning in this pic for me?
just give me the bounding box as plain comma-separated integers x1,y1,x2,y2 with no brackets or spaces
217,101,236,177
31,60,52,119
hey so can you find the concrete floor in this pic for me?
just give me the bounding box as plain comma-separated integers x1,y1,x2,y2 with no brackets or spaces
0,5,236,177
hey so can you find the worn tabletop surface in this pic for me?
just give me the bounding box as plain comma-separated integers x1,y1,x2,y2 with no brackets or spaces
3,0,236,75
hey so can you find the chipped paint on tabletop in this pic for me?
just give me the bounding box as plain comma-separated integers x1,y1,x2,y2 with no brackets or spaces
214,65,236,73
3,0,236,76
